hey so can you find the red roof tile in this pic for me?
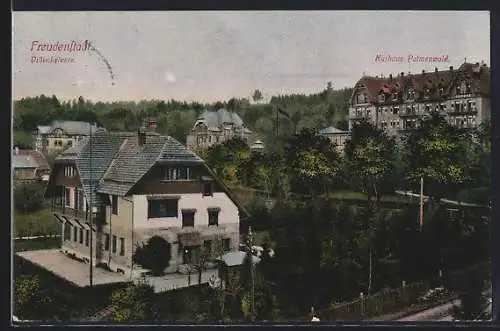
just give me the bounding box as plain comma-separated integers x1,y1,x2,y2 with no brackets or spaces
17,150,50,171
351,63,490,105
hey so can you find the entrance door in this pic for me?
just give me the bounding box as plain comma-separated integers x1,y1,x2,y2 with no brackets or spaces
183,245,201,265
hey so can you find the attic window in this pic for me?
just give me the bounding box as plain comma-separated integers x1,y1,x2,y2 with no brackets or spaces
64,165,75,177
407,89,415,100
378,93,385,103
164,167,190,181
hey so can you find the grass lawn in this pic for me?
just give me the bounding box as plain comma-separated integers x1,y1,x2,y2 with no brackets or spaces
13,207,60,238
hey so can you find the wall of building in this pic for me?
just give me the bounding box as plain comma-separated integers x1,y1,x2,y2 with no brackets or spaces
132,192,239,229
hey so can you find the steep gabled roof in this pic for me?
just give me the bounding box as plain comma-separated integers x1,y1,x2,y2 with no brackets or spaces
45,131,249,217
48,121,105,135
350,63,490,105
17,150,50,171
13,155,38,169
98,135,204,196
195,108,251,133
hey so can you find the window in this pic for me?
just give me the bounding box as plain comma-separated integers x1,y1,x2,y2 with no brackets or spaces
112,235,117,253
105,233,110,251
164,167,190,180
64,165,75,177
111,195,118,215
148,199,178,218
65,187,71,206
407,89,415,100
67,140,73,147
203,182,213,196
183,246,200,265
208,209,219,226
378,93,385,103
73,226,78,242
182,210,196,227
64,223,71,241
119,238,125,256
392,93,398,101
222,239,231,252
79,228,83,244
85,229,90,246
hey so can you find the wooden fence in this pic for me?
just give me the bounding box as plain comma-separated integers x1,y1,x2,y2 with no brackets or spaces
315,262,490,321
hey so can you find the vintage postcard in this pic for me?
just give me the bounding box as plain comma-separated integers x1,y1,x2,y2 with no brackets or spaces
12,10,493,324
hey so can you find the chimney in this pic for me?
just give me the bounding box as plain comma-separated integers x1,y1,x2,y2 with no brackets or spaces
449,66,453,71
389,73,393,81
147,119,157,131
400,72,404,77
435,67,438,73
137,128,146,146
422,69,425,75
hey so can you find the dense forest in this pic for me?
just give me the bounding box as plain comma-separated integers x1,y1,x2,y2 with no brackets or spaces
13,84,352,152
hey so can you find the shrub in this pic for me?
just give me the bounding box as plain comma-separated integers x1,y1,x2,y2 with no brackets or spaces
133,236,171,276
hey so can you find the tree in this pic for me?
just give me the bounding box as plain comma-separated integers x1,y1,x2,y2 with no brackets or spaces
110,282,158,322
14,182,46,214
342,121,399,295
402,113,472,201
252,90,264,103
452,268,488,321
133,236,172,276
14,275,53,320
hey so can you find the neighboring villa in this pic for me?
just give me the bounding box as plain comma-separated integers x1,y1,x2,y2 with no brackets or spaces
33,120,105,155
249,140,265,153
186,108,253,151
317,126,350,153
348,62,490,135
43,128,247,278
12,147,51,183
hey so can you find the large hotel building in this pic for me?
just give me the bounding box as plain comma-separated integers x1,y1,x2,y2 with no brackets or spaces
348,62,490,136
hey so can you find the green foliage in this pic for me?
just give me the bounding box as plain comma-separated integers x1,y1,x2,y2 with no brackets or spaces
14,208,59,238
110,282,158,322
14,182,46,214
14,275,53,319
14,130,34,149
402,113,473,200
133,236,172,276
452,268,488,320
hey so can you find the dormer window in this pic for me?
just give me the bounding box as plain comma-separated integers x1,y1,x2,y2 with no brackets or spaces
164,167,190,181
438,87,444,95
64,165,75,177
356,93,366,104
407,89,415,101
465,82,471,94
392,92,398,101
378,93,385,103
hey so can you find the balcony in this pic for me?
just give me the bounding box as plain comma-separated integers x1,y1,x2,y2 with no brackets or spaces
447,107,477,116
398,110,421,118
52,201,90,220
51,200,106,225
350,113,370,120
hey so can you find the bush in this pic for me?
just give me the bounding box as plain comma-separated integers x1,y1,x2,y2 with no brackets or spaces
110,282,157,322
13,208,59,238
14,182,47,214
133,236,171,276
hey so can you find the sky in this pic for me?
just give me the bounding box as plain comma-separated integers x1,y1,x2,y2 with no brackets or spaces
12,11,490,103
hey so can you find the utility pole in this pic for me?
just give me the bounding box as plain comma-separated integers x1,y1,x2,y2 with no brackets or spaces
420,177,424,230
248,226,255,321
89,122,94,288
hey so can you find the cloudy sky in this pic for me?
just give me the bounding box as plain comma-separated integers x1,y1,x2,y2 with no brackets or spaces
13,11,490,102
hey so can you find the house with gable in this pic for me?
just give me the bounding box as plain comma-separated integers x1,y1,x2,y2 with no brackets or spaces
186,108,253,151
33,120,106,154
44,128,247,278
